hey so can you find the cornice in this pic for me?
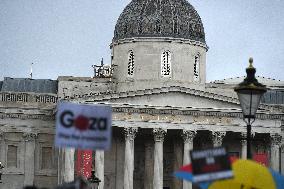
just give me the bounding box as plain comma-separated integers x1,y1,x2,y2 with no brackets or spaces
110,37,209,51
111,105,283,121
0,103,282,122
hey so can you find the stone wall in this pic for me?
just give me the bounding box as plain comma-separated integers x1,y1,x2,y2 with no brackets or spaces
57,76,113,99
111,38,207,92
0,118,57,189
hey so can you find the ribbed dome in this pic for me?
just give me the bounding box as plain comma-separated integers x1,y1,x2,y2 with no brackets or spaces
113,0,206,43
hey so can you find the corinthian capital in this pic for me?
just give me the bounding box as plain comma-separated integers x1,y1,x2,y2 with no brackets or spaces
23,132,38,141
153,128,167,142
124,127,138,141
212,131,226,146
271,134,282,146
182,130,196,143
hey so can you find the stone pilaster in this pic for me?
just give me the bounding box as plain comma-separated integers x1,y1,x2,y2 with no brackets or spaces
124,127,138,189
182,130,196,189
271,134,282,172
212,131,226,147
0,131,4,170
58,148,75,184
95,151,104,189
280,143,284,174
23,133,37,186
0,131,3,141
153,128,167,189
240,132,247,159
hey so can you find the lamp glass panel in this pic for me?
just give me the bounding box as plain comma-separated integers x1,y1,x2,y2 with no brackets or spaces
237,92,263,117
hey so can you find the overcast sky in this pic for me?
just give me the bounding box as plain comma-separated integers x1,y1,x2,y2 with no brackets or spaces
1,0,284,82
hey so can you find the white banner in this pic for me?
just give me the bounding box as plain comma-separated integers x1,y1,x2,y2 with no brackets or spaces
55,102,112,150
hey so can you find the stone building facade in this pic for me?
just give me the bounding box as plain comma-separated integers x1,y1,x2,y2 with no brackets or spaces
0,0,284,189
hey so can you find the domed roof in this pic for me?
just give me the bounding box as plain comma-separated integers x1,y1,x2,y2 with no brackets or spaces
113,0,206,43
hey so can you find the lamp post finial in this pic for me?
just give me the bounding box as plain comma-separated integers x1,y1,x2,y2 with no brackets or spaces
248,57,253,68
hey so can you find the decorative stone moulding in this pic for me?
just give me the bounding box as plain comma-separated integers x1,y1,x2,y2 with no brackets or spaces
0,113,54,120
0,92,58,104
23,133,38,141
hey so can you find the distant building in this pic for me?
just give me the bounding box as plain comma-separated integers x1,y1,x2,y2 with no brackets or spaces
0,0,283,189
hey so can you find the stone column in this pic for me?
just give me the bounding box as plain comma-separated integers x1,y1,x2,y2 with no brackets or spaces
173,137,183,189
182,130,196,189
144,139,154,189
271,134,282,172
240,133,247,159
23,133,37,186
212,131,226,147
58,148,75,184
153,128,167,189
115,137,125,189
124,127,138,189
95,151,104,189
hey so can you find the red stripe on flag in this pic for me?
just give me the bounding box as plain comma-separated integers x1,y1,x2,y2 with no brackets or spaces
76,150,93,178
82,150,93,178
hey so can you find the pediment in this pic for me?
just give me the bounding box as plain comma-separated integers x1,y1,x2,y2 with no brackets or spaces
83,86,241,109
104,91,240,109
80,86,282,114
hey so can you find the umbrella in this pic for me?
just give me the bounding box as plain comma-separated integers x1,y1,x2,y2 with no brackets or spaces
174,159,284,189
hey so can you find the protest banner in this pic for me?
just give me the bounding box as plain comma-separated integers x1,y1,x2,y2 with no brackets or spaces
190,147,233,183
55,102,112,150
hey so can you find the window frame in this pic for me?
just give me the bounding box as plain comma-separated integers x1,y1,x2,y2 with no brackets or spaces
35,135,57,176
3,139,25,174
161,50,172,77
127,50,135,77
193,53,201,81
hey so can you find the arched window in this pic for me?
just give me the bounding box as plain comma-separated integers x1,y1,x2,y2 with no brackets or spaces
193,54,200,81
128,50,135,76
155,19,161,33
161,51,171,77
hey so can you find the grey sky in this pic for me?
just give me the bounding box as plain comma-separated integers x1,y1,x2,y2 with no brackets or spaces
1,0,284,82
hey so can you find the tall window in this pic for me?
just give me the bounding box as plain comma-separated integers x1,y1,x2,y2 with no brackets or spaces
41,147,53,170
161,51,171,77
194,54,200,81
7,145,17,168
128,50,135,76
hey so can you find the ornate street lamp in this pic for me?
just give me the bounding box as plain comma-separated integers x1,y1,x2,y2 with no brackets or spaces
234,58,267,159
87,169,101,189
